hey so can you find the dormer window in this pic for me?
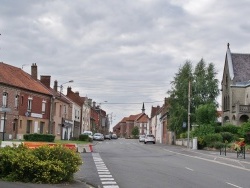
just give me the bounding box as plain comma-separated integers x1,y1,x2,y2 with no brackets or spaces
2,92,8,107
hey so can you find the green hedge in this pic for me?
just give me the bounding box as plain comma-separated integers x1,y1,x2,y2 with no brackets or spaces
23,133,55,142
0,144,82,183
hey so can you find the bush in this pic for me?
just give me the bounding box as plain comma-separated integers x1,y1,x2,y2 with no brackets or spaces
221,124,240,134
238,122,250,142
23,133,55,142
220,132,236,143
0,144,82,184
79,134,89,141
180,132,187,139
203,133,223,146
207,141,225,149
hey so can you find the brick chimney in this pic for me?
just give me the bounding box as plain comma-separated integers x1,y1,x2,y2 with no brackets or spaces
31,63,37,80
40,75,51,88
54,80,58,92
75,91,79,96
67,86,72,95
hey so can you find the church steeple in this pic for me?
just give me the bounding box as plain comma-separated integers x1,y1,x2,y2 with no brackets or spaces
141,102,145,113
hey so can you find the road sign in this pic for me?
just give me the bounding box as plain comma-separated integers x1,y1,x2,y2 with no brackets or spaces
0,107,11,112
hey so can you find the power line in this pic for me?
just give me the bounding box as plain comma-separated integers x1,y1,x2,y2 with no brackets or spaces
102,100,164,105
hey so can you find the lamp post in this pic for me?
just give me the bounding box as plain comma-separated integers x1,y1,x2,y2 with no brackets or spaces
187,80,191,149
60,80,73,97
0,107,11,141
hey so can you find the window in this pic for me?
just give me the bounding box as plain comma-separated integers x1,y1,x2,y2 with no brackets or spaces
26,120,32,133
42,100,46,114
64,105,67,114
20,120,22,129
59,105,62,117
21,96,24,105
15,95,19,109
27,97,33,111
2,92,8,107
40,122,44,134
0,117,5,132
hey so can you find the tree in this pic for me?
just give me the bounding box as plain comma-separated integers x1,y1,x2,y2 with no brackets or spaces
193,59,219,108
195,103,217,125
167,61,193,135
131,126,139,138
167,59,219,136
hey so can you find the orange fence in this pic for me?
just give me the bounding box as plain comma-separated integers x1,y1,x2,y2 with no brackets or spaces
23,142,77,152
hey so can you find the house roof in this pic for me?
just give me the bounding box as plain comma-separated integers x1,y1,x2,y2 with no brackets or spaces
226,45,250,82
0,62,52,95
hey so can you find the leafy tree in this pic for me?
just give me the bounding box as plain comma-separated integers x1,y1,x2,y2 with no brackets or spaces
131,126,139,137
167,59,219,136
168,61,193,135
193,59,219,108
195,103,217,125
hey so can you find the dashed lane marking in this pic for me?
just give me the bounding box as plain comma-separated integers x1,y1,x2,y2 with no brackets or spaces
93,153,119,188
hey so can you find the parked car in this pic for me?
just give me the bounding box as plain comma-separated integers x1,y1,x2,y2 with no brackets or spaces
144,134,155,144
139,135,145,142
111,134,118,139
104,134,111,140
93,133,104,141
83,131,93,139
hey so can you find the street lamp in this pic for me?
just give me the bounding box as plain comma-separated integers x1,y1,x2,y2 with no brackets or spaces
60,80,73,97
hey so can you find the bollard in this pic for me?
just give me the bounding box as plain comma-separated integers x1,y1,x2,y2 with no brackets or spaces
89,144,93,152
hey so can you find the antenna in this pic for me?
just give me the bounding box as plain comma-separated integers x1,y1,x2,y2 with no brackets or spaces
22,64,29,69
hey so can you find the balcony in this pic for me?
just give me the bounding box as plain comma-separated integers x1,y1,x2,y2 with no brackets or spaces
239,105,250,113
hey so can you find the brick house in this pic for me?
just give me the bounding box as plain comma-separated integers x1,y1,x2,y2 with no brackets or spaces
40,76,74,140
221,44,250,125
113,103,149,138
0,63,52,140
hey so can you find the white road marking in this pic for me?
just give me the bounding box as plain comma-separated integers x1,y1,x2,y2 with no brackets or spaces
226,182,243,188
185,167,194,171
163,148,250,172
101,178,115,181
93,153,119,188
102,181,117,185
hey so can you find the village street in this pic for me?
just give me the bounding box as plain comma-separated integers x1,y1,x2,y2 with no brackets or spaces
1,139,250,188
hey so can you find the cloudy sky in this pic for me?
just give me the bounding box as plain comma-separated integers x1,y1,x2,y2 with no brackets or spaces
1,0,250,129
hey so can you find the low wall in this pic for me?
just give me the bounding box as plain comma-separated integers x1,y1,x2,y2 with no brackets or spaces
175,138,193,147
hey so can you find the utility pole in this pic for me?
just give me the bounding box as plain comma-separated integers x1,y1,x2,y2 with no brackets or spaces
187,80,191,149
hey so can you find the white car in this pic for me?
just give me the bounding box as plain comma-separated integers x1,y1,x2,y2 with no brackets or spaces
139,135,145,142
144,134,155,144
93,133,104,141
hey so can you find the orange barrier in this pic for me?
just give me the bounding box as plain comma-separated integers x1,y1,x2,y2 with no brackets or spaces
89,144,93,152
23,142,77,152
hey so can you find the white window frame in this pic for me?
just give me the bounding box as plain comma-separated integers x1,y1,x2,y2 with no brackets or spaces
42,99,46,114
15,95,19,109
2,92,7,107
28,96,33,111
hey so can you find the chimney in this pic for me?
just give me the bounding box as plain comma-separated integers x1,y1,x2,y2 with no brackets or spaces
54,80,58,92
31,63,37,80
67,86,72,95
93,101,96,108
88,98,92,106
40,75,51,88
75,91,80,96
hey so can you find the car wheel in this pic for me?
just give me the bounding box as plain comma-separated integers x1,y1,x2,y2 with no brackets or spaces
144,142,146,144
153,142,155,144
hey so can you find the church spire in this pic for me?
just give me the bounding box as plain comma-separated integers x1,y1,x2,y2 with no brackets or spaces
141,102,145,113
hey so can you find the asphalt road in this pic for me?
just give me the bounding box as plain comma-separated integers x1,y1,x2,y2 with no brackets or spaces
1,139,250,188
84,138,250,188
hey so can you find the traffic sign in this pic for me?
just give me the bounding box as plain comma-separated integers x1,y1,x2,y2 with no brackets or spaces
0,107,11,112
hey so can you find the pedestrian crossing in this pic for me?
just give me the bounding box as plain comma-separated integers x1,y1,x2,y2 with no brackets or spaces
93,153,119,188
